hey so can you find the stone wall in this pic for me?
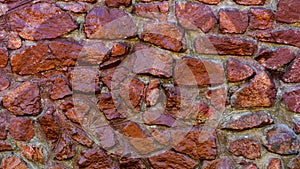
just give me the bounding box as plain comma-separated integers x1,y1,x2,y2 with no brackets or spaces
0,0,299,168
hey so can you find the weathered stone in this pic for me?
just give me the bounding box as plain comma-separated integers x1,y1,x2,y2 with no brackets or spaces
276,0,300,23
222,111,274,131
77,147,114,169
95,126,116,149
61,100,90,124
133,2,169,20
0,156,28,169
206,87,228,112
149,151,197,169
70,128,94,147
50,77,72,100
198,0,220,4
38,107,60,141
263,124,300,155
98,93,125,120
202,158,234,169
249,8,273,30
176,2,217,33
57,2,87,13
143,110,175,127
11,43,56,75
0,125,6,140
227,58,254,82
84,7,137,39
78,41,110,65
242,163,258,169
105,0,131,7
231,72,277,108
233,0,266,5
255,48,295,70
0,47,8,68
121,121,147,139
254,30,300,48
19,144,44,164
0,75,9,91
282,55,300,83
54,134,75,160
0,141,12,151
8,117,34,141
6,31,22,50
267,158,282,169
8,3,77,40
195,36,256,56
219,9,248,34
288,154,300,169
133,45,173,78
110,42,131,57
3,81,41,116
140,22,185,52
282,88,300,112
228,138,261,159
119,157,146,169
174,57,224,86
146,78,160,106
173,127,217,160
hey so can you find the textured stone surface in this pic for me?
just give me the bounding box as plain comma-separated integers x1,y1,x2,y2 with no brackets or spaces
98,93,125,120
233,0,267,5
3,82,41,116
202,158,234,169
8,3,77,40
198,0,220,4
227,58,254,82
38,107,60,142
57,2,88,13
288,154,300,169
176,1,217,33
276,0,300,23
282,88,300,112
105,0,131,8
228,138,261,159
50,77,72,100
268,158,282,169
54,134,75,160
0,75,9,91
254,30,300,48
19,144,44,163
0,47,8,68
0,156,28,169
219,9,248,34
8,117,35,141
77,147,114,169
249,8,273,30
145,78,160,107
133,2,169,20
282,55,300,83
0,141,12,151
195,36,256,56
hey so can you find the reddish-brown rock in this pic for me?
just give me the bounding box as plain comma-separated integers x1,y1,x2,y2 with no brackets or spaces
174,57,224,86
149,151,197,169
98,93,125,120
78,41,110,65
57,2,88,13
0,142,12,151
8,117,35,141
242,163,259,169
61,100,90,124
219,9,248,34
119,157,146,169
175,2,217,33
1,31,22,50
105,0,131,7
0,47,8,68
222,111,274,131
70,128,94,147
145,78,161,106
288,154,300,169
227,58,254,82
50,77,72,100
110,42,131,57
0,125,6,140
133,2,169,20
143,109,176,127
255,48,295,70
0,156,28,169
140,22,185,52
254,30,300,48
202,158,234,169
38,107,60,141
77,147,114,169
263,124,300,155
276,0,300,23
121,121,147,139
195,36,256,56
267,158,282,169
231,72,277,108
3,82,41,116
84,7,137,39
198,0,220,4
54,134,75,160
133,45,173,78
249,8,273,30
233,0,266,5
95,126,117,149
282,88,300,112
282,55,300,83
228,138,261,159
8,3,77,40
0,75,9,91
11,43,56,75
19,144,44,164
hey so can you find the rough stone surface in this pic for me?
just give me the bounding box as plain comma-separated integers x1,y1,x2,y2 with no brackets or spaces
19,144,44,164
288,154,300,169
282,88,300,112
50,77,72,100
0,47,8,68
268,158,282,169
145,78,160,107
228,138,261,159
133,2,169,20
198,0,220,4
219,9,248,34
254,30,300,48
0,141,12,151
38,107,60,142
275,0,300,23
202,158,234,169
3,81,41,116
110,42,131,57
0,156,28,169
98,93,125,120
77,147,114,169
176,2,217,33
57,2,88,13
8,3,77,40
0,75,10,91
227,58,254,82
8,117,35,141
249,8,273,30
233,0,267,5
105,0,131,8
282,55,300,83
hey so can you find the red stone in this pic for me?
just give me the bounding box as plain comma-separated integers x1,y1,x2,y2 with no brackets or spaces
255,48,295,70
254,30,300,48
11,43,56,75
145,78,161,106
54,134,76,160
105,0,131,8
119,157,146,169
4,31,22,50
77,147,114,169
19,144,44,164
133,45,173,78
263,124,300,155
233,0,266,5
61,100,90,124
84,7,137,39
78,41,110,65
206,87,228,112
174,57,224,86
198,0,220,4
231,72,277,108
143,110,175,127
176,2,217,33
228,138,261,159
219,9,248,34
202,158,233,169
149,151,197,169
111,42,131,57
133,2,169,20
140,22,185,52
95,126,116,149
8,3,77,40
0,47,8,68
0,124,6,140
57,2,88,13
0,75,9,91
227,58,254,82
288,154,300,169
195,35,256,56
38,107,60,141
50,77,72,100
222,111,274,131
242,163,258,169
282,88,300,112
8,117,35,141
276,0,300,23
121,121,147,139
70,128,94,147
249,8,273,30
0,156,28,169
282,55,300,83
3,81,41,116
0,141,12,151
98,93,125,120
267,158,282,169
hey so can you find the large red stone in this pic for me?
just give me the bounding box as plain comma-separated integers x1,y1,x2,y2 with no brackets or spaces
0,156,28,169
249,8,273,30
84,7,137,39
276,0,300,23
233,0,266,5
282,55,300,83
227,58,254,82
3,81,41,116
282,88,300,112
219,9,248,34
77,147,114,169
254,30,300,48
228,138,261,159
176,2,217,33
133,2,169,20
8,3,77,40
8,117,35,141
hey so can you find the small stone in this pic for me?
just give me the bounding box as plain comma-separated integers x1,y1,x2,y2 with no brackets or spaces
149,151,197,169
222,111,274,131
0,75,9,91
206,87,228,112
242,163,258,169
78,41,110,65
174,57,224,86
276,0,300,23
195,35,256,56
228,138,261,159
57,2,87,13
202,158,234,169
0,156,28,169
282,55,300,83
119,157,146,169
0,142,12,151
140,22,185,52
133,45,173,78
77,147,114,169
111,42,131,57
38,107,60,142
19,144,44,164
288,154,300,169
293,116,300,134
176,1,217,33
61,100,90,124
8,3,77,40
263,124,300,155
105,0,131,8
0,47,8,68
0,124,6,140
8,117,35,141
54,134,76,160
198,0,220,4
219,9,248,34
70,128,94,147
249,8,273,30
267,158,282,169
84,7,137,39
255,48,295,70
227,58,254,82
145,78,161,106
3,81,41,116
282,88,300,112
231,72,277,108
233,0,267,5
98,93,125,121
133,2,169,20
50,77,72,100
6,31,22,49
121,121,147,139
143,110,176,127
